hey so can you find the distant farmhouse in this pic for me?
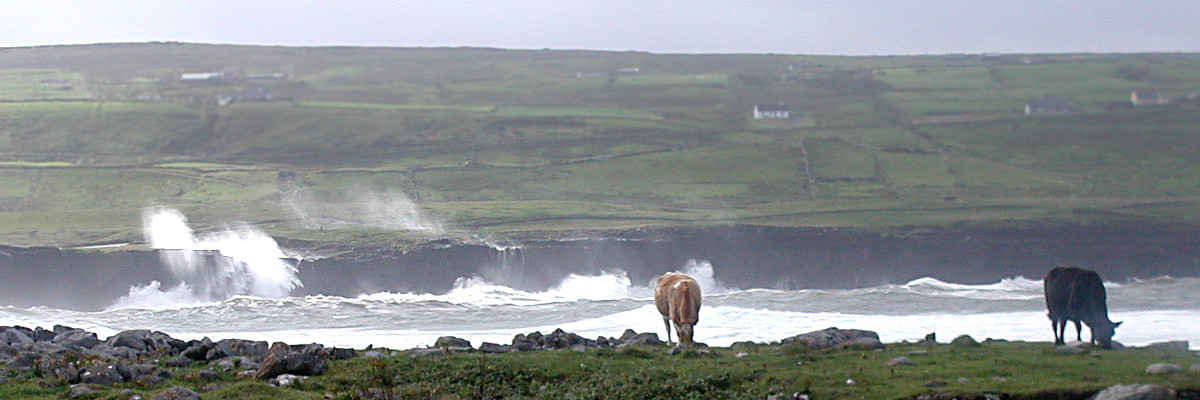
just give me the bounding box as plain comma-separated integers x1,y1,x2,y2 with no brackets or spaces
1131,90,1168,106
180,72,225,83
1024,97,1071,115
244,73,288,84
753,103,789,119
34,79,73,89
218,88,271,106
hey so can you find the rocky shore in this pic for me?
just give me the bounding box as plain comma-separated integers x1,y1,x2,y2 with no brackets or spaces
1,325,1195,400
0,324,888,398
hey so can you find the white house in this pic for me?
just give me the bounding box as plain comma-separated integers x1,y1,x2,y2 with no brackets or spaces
1131,90,1168,106
180,72,223,83
753,103,789,119
1024,97,1071,114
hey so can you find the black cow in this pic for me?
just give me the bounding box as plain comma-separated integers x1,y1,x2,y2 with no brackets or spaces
1043,267,1121,349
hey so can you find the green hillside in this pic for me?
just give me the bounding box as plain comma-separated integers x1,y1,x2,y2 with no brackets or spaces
1,43,1199,247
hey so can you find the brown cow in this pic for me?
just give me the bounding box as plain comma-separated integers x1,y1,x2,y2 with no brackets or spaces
1043,266,1122,349
654,272,702,346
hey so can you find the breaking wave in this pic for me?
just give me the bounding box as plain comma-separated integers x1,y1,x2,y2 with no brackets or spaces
109,207,302,310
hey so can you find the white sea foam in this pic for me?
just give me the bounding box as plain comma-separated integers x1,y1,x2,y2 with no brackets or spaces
92,307,1197,351
10,245,1191,351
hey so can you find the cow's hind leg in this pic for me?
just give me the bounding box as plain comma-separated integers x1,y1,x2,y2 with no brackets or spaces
1051,318,1065,345
1073,320,1083,342
662,316,673,345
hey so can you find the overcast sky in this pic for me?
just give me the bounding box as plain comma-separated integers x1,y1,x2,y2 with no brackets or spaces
3,1,1199,55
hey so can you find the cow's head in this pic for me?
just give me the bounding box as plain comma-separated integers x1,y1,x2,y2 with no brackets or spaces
676,322,694,347
1093,320,1122,349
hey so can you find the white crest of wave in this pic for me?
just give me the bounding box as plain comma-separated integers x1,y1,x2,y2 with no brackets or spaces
111,207,302,309
450,269,649,305
355,260,736,307
108,281,213,310
356,270,655,306
899,276,1043,300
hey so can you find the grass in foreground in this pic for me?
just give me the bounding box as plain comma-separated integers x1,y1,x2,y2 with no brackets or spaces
3,341,1196,399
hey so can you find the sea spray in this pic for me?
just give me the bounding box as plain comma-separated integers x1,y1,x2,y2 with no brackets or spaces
677,259,733,295
473,240,528,288
282,184,442,232
111,207,302,309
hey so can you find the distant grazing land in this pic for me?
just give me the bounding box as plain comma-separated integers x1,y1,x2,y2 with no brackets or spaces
1,43,1199,249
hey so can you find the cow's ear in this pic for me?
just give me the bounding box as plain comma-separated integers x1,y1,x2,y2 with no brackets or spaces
1114,321,1123,328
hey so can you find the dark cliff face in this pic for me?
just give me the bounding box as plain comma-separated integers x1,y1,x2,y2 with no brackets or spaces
2,225,1198,311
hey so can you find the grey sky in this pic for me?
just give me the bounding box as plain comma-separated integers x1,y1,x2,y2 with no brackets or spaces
3,0,1199,55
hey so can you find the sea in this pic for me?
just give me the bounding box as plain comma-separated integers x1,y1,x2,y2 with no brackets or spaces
1,208,1197,350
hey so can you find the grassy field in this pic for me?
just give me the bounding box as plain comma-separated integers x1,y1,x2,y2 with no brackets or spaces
0,44,1199,247
1,341,1196,400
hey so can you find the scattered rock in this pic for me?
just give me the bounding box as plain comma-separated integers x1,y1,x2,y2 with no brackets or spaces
163,356,194,368
216,356,259,371
616,329,665,347
363,350,387,359
735,352,749,358
107,330,153,351
253,342,328,380
182,338,214,360
480,338,513,353
408,348,449,358
67,383,101,399
270,373,306,387
434,336,472,349
614,346,654,358
950,335,980,347
1056,341,1088,354
32,327,55,342
54,330,102,349
1,328,34,346
329,347,356,360
886,356,915,367
79,363,126,386
1145,363,1182,375
908,350,928,357
1190,363,1200,373
843,337,885,350
1143,341,1189,352
1092,383,1177,400
188,369,219,382
780,327,880,350
152,386,201,400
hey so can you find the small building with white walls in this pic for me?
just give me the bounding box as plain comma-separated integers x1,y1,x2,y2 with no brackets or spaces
753,103,789,119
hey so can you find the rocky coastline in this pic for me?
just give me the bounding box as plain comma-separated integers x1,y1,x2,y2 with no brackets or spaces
2,324,1196,399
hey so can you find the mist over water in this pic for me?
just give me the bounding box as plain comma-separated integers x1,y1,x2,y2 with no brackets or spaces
110,207,302,309
282,184,442,232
